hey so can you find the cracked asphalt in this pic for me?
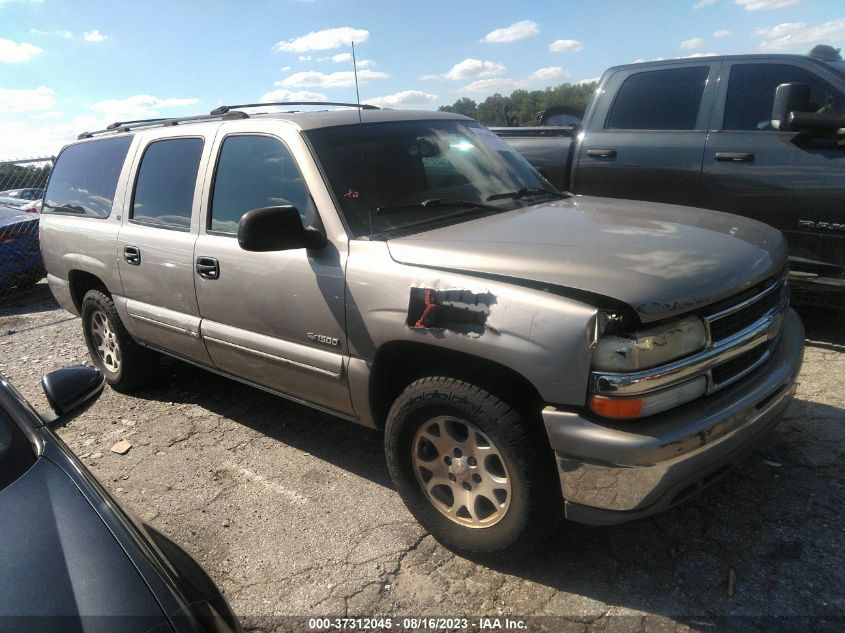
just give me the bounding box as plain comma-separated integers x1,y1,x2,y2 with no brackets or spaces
1,282,843,632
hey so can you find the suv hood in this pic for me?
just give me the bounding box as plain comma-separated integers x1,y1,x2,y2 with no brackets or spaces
386,196,787,323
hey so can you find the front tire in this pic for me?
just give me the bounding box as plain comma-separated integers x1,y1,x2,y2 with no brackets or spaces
81,289,157,391
385,376,562,558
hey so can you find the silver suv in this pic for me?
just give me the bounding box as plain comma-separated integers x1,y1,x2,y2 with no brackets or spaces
39,104,804,557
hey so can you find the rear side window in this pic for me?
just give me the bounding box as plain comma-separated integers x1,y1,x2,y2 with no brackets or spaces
131,138,204,229
209,135,315,235
606,66,710,130
723,63,845,130
43,136,132,218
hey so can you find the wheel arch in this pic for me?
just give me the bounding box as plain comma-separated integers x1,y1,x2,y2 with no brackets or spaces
368,340,545,430
68,269,111,313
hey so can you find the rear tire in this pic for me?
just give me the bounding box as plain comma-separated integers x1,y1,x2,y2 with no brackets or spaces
81,289,157,391
385,376,562,558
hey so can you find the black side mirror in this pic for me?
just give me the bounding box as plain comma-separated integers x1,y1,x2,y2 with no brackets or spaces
237,205,327,252
771,82,810,131
41,366,104,418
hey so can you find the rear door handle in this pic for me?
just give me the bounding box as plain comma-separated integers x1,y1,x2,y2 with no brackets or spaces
586,148,617,158
715,152,755,162
124,246,141,265
195,256,220,280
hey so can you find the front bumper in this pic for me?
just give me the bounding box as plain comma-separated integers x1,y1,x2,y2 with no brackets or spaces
542,308,805,525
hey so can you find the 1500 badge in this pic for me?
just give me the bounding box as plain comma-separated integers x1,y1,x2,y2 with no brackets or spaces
307,332,340,347
799,220,845,232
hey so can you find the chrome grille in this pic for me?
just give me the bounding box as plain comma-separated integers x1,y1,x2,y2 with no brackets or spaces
706,278,788,344
703,276,789,393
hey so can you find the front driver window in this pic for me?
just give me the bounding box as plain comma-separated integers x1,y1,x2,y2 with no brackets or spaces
723,63,845,131
209,135,317,235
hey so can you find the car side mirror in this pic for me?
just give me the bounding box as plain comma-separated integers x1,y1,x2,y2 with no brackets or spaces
771,82,810,131
237,205,327,252
41,366,104,418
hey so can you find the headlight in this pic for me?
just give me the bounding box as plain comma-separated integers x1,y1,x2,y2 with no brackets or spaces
591,315,707,372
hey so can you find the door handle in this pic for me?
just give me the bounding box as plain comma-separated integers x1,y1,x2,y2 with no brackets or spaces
195,256,220,280
124,246,141,265
586,148,617,158
715,152,755,162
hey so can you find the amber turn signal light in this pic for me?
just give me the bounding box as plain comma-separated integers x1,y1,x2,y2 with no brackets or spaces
589,395,644,419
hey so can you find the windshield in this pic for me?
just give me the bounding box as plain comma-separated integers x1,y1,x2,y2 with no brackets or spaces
306,119,555,237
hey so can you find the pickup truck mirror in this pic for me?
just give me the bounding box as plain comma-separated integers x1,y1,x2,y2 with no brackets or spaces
238,205,327,252
771,82,810,131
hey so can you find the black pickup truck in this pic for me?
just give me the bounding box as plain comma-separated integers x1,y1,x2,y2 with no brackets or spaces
494,46,845,306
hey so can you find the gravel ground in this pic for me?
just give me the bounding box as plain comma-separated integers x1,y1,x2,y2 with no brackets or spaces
1,281,843,633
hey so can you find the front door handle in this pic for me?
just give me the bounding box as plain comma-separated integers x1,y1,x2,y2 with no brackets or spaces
715,152,755,162
586,148,617,158
124,246,141,265
196,256,220,280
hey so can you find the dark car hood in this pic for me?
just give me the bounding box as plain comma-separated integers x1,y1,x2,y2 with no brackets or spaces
386,196,787,322
0,457,168,631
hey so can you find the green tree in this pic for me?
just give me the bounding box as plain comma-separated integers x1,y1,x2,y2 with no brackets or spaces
438,97,478,118
440,81,598,126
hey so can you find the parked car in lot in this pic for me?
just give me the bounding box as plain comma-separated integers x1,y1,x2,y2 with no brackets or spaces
39,103,804,556
494,46,845,308
0,366,241,633
0,201,45,293
0,187,45,201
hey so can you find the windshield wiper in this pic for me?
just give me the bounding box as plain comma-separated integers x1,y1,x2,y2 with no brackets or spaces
376,197,500,216
487,187,572,202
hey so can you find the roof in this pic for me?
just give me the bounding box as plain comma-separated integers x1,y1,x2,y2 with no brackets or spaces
76,105,469,140
606,53,831,73
251,107,469,131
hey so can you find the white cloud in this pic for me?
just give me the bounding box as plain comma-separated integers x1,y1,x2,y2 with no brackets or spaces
526,66,567,82
680,52,719,58
713,29,731,38
680,37,706,50
281,65,292,71
259,88,328,103
364,90,438,109
460,78,520,93
298,55,312,61
736,0,800,10
277,69,388,88
331,52,352,63
758,19,845,51
82,29,107,42
693,0,718,9
0,38,42,63
423,58,506,81
481,20,539,44
87,94,200,120
0,119,80,160
273,27,369,53
578,76,601,85
0,86,55,112
357,59,375,68
549,39,584,53
29,28,72,38
0,0,43,5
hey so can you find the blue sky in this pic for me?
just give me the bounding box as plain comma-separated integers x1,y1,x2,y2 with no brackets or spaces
1,0,843,158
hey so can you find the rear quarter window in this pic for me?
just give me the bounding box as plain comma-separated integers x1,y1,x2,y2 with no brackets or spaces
43,135,133,218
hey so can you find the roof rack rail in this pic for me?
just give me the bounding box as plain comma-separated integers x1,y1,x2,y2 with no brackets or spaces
210,101,379,115
77,110,249,140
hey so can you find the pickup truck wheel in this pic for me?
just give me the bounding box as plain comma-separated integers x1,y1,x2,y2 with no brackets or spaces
385,377,562,558
81,289,157,392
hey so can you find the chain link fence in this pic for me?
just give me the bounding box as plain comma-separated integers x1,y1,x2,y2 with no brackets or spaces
0,157,54,305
